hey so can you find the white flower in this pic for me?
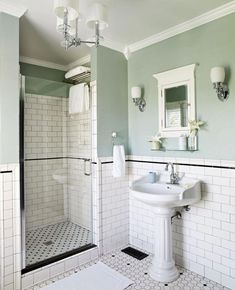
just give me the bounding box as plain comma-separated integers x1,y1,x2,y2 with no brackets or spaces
188,120,205,136
150,133,163,144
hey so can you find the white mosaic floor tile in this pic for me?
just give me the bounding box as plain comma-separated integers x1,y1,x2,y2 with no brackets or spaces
33,248,229,290
26,221,92,266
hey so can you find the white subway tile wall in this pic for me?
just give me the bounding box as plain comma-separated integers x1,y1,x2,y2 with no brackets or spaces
68,159,91,229
24,94,68,160
67,103,92,229
0,164,21,290
67,108,91,158
24,92,92,232
128,156,235,289
100,162,129,254
24,94,68,229
25,159,67,230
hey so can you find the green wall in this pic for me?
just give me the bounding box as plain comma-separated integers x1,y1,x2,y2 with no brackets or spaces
24,76,71,98
91,47,97,81
128,13,235,160
20,62,66,82
0,13,19,164
20,63,71,97
96,46,128,157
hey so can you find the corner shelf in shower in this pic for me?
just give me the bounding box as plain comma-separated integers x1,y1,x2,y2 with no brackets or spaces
66,71,91,84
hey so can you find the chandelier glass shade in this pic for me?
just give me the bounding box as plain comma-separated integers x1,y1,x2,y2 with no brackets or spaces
54,0,108,50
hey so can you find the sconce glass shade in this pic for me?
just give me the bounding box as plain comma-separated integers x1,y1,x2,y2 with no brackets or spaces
56,17,77,35
86,3,108,31
210,66,225,83
54,0,79,21
131,86,141,99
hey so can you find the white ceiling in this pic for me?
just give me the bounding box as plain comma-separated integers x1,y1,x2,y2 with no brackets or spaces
8,0,234,67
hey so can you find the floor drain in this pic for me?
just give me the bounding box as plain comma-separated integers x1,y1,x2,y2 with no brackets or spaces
43,241,54,246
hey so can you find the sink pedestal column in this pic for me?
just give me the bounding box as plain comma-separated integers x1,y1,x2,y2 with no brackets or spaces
149,207,179,283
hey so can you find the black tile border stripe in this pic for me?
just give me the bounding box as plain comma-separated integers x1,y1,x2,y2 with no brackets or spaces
101,161,114,164
128,159,235,170
100,159,235,170
25,157,66,161
25,157,91,162
0,170,13,174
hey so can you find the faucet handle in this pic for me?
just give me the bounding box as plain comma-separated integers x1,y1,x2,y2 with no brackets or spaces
173,172,180,184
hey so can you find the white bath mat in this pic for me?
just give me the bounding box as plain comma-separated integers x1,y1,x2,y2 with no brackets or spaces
41,262,133,290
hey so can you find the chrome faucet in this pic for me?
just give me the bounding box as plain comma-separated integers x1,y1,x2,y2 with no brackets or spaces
165,162,179,184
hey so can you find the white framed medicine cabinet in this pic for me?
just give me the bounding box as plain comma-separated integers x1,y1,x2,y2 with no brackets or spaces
153,64,196,138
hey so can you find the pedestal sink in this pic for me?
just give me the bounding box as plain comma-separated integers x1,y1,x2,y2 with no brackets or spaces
130,173,201,283
53,168,68,217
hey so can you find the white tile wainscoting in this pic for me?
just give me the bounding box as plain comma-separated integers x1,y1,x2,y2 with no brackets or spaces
0,164,21,290
99,161,129,254
1,156,235,289
128,156,235,289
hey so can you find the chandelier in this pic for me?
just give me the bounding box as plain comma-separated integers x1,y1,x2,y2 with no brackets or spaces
54,0,108,50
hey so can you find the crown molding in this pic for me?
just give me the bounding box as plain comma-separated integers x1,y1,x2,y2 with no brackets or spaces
0,0,27,18
20,56,67,71
128,1,235,53
66,55,91,70
102,38,126,54
20,55,92,72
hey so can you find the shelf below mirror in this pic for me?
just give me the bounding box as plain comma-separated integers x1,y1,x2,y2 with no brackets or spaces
151,148,198,152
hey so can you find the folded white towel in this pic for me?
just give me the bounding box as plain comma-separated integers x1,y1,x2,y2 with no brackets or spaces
69,83,89,114
112,145,125,178
65,66,90,80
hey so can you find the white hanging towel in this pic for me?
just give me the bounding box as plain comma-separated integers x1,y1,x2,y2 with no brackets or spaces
84,84,90,111
69,83,89,114
112,145,125,178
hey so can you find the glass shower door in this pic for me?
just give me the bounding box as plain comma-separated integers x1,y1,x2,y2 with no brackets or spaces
20,76,94,270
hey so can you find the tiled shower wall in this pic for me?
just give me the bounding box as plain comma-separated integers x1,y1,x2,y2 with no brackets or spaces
128,156,235,289
68,159,92,229
24,93,92,231
24,159,67,229
24,94,68,230
24,94,68,160
67,108,92,230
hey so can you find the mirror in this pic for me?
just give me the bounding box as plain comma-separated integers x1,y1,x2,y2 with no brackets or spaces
153,64,196,137
165,85,188,128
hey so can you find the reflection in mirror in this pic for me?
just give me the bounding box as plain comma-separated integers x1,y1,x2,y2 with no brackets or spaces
165,85,188,128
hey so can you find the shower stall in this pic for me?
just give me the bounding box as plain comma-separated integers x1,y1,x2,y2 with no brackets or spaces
20,75,95,272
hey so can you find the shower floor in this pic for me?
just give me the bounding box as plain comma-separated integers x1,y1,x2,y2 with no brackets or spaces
26,221,92,266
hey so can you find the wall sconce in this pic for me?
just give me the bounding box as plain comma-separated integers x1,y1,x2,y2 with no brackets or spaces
131,86,146,112
210,66,229,101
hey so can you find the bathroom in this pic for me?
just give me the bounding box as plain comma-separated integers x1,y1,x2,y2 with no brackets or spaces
0,0,235,289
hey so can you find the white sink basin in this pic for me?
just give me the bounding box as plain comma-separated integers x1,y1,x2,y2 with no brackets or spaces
131,174,201,207
130,172,201,283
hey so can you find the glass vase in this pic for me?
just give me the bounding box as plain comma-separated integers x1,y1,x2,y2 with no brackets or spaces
188,135,198,151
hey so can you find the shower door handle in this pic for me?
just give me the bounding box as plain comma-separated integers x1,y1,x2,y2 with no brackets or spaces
83,159,91,176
